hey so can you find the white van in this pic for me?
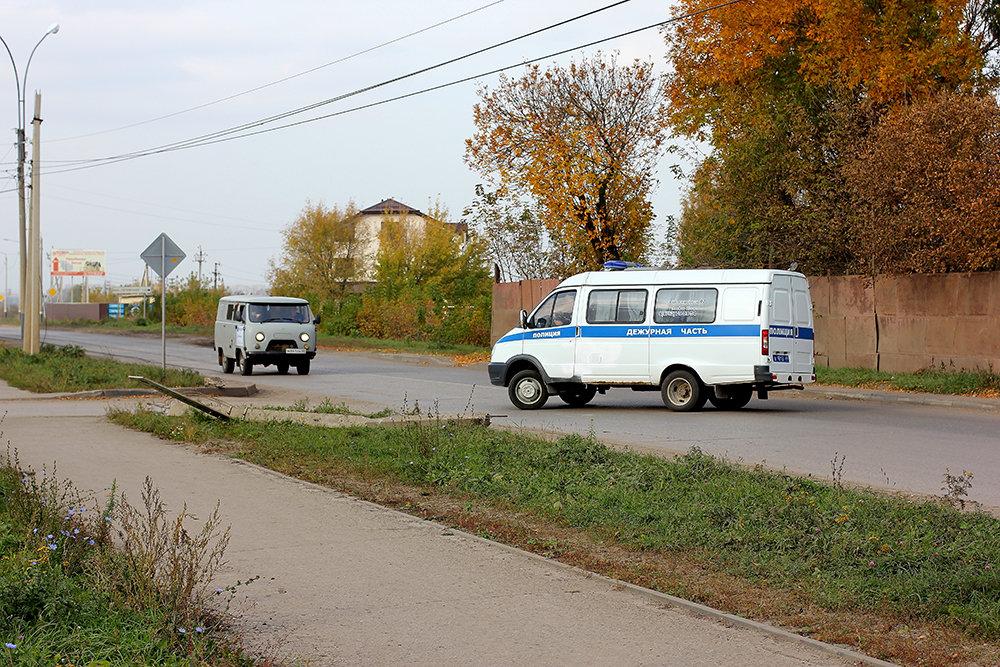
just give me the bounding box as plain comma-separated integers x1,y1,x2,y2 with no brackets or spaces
488,266,815,411
215,296,319,376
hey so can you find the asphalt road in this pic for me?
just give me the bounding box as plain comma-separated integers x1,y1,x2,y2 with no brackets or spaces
3,325,999,511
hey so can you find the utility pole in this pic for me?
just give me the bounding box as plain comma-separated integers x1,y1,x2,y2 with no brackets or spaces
195,246,206,282
24,92,42,354
213,262,220,290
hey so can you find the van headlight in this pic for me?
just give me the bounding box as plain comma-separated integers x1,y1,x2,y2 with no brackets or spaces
255,332,265,342
300,332,310,342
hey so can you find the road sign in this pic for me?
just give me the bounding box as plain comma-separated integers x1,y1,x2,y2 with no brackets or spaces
111,285,154,297
140,233,186,278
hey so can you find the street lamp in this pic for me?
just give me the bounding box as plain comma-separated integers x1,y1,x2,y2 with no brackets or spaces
1,23,59,347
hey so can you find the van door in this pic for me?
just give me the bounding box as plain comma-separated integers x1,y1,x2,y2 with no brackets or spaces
767,276,795,376
791,277,814,376
522,290,577,381
575,288,650,382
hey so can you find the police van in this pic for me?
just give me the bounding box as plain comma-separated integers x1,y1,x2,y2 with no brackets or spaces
215,296,319,376
488,265,815,411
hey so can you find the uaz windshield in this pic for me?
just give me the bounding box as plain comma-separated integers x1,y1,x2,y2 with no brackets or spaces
247,303,310,323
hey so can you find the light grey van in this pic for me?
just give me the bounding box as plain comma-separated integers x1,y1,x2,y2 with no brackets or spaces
215,296,319,376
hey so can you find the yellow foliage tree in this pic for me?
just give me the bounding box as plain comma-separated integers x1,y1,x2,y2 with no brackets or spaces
465,52,671,272
267,201,362,301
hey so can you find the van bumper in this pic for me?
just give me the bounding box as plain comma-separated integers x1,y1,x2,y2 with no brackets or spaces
488,362,506,386
247,351,316,365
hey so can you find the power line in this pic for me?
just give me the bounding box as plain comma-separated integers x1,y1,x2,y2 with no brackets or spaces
46,0,637,173
46,0,746,176
49,0,508,143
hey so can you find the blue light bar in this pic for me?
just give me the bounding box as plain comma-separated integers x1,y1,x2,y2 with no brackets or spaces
602,261,643,271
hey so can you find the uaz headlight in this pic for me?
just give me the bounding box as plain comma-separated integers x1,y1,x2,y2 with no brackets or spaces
300,332,310,342
255,332,265,342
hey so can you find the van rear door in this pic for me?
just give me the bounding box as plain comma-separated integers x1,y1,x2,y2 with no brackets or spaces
791,276,814,376
767,275,796,376
768,274,814,379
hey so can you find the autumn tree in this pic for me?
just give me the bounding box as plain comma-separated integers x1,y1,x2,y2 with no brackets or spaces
465,52,671,272
267,201,363,301
664,0,997,273
359,204,494,345
845,93,1000,274
462,185,553,282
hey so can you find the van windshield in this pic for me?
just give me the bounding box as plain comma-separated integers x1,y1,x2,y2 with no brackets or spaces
247,303,311,323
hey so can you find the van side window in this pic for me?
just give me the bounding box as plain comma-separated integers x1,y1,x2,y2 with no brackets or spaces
654,289,717,324
531,291,575,328
586,290,647,324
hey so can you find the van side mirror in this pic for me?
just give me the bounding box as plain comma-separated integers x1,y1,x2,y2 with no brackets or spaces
519,309,529,329
313,314,322,325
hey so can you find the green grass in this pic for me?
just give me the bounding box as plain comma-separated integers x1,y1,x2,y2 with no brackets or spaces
0,343,204,393
316,332,489,359
108,408,1000,647
816,364,1000,396
0,451,252,667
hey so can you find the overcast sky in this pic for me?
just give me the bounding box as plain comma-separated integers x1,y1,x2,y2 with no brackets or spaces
0,0,689,296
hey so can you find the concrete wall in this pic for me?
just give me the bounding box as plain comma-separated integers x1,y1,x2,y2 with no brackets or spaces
45,303,109,322
492,273,1000,372
811,272,1000,372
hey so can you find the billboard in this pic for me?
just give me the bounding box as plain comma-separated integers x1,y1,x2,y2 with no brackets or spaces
52,250,106,277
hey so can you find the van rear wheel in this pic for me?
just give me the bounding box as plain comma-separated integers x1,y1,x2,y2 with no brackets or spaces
708,385,753,410
509,370,548,410
559,385,597,408
661,370,706,412
220,350,235,374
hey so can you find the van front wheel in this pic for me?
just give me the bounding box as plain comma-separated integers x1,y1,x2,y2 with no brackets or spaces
239,353,253,376
509,370,548,410
661,370,706,412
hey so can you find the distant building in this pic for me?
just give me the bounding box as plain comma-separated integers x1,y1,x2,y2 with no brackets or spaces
350,198,466,282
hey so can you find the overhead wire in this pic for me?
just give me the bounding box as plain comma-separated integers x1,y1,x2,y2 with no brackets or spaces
49,0,508,143
46,0,745,176
46,0,638,172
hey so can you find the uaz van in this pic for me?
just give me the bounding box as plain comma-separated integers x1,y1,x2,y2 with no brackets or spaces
215,296,319,376
488,266,815,411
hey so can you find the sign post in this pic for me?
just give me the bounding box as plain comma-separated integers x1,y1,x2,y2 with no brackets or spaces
140,234,185,377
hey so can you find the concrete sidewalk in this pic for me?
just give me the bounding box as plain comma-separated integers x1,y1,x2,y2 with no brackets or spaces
0,380,884,667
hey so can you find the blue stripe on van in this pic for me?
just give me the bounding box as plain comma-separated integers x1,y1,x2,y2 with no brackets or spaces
769,326,814,340
498,326,576,344
581,324,761,338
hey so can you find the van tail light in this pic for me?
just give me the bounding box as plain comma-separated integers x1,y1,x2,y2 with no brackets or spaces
761,329,769,355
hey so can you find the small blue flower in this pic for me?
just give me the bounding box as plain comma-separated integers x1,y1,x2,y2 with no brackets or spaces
88,539,95,546
48,544,57,550
195,627,204,633
178,628,186,634
5,643,16,649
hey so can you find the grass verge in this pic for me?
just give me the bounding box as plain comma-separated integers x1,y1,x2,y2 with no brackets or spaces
107,407,1000,667
816,364,1000,397
0,449,259,667
0,343,203,393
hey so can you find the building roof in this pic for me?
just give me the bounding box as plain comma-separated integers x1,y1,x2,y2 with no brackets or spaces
359,199,427,218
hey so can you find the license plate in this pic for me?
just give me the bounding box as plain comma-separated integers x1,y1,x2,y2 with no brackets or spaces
772,354,789,363
285,348,306,354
